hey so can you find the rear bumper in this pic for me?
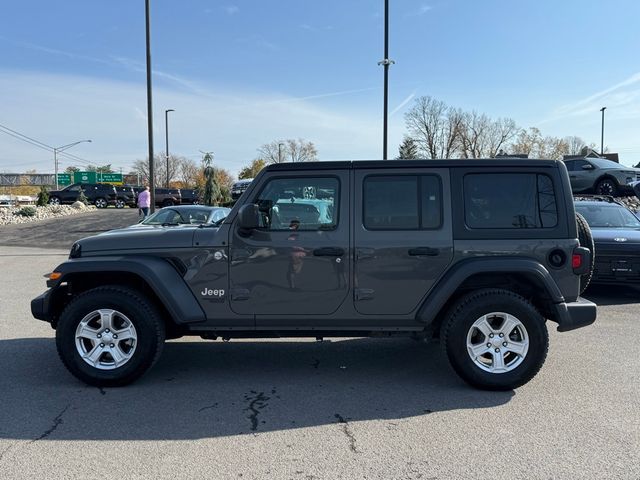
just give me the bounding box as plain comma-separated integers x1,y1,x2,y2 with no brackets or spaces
553,297,597,332
31,289,53,324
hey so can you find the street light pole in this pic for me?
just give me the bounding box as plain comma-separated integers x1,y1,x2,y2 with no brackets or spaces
278,142,284,163
145,0,156,212
377,0,394,160
54,139,92,189
165,109,174,188
600,106,607,156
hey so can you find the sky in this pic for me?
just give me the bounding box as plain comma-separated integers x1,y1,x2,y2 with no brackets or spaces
1,0,639,176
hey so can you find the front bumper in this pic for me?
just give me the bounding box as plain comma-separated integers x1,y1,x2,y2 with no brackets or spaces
31,289,53,324
553,297,597,332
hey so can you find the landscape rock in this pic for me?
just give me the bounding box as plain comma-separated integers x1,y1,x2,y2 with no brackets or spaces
0,204,96,226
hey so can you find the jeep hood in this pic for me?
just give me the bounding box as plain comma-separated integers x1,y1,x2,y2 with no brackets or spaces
77,225,204,252
591,227,640,244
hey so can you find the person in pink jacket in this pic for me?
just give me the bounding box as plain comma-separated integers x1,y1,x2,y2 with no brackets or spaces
137,186,151,218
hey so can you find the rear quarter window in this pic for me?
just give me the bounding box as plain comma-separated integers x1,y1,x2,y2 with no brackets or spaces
464,173,558,229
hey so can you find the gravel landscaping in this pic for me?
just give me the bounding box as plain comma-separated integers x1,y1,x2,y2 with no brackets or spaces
0,202,96,226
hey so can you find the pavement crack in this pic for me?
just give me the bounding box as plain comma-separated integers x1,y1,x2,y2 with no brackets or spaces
198,402,219,412
0,444,14,462
244,391,270,431
335,413,358,453
30,404,70,443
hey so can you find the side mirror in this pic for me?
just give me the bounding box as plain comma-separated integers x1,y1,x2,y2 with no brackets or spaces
582,164,595,170
237,203,260,230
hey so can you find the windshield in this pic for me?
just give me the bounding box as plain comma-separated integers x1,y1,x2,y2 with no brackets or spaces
589,158,631,169
575,204,640,228
142,208,212,225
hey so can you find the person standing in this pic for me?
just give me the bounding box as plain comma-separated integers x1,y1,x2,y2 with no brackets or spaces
137,186,151,218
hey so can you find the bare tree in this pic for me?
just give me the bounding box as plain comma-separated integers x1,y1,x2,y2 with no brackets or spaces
458,112,519,158
258,139,318,164
564,136,587,155
131,152,183,187
404,96,463,159
177,158,200,187
510,128,569,160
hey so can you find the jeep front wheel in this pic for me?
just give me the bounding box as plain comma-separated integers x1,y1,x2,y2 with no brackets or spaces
441,289,548,390
56,286,165,387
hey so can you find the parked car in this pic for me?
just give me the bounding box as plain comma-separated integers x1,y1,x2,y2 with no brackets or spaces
114,185,136,208
562,157,640,196
154,188,182,207
231,179,253,200
134,205,230,227
179,188,200,205
574,196,640,285
32,159,596,390
48,183,117,208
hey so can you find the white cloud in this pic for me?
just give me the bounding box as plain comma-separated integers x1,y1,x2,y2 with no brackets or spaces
0,71,399,175
224,5,239,15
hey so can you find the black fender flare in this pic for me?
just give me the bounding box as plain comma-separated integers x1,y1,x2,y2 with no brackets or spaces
415,257,565,326
48,256,206,324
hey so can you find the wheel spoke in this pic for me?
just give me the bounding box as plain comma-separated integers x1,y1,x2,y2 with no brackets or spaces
109,345,129,367
113,324,136,342
506,340,527,356
499,315,520,337
492,350,506,372
468,342,490,358
99,310,114,331
84,344,104,365
474,316,494,337
76,323,100,340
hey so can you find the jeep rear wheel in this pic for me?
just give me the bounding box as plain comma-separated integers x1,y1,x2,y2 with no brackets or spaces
56,286,165,387
441,289,548,390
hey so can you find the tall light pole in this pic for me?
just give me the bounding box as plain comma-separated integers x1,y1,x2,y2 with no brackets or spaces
278,142,284,163
54,139,92,189
165,109,174,187
600,106,607,156
377,0,394,160
145,0,156,212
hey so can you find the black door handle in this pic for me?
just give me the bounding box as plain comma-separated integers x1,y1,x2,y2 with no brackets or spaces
313,247,345,257
408,247,439,256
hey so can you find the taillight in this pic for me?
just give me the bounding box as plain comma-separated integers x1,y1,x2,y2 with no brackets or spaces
572,254,582,269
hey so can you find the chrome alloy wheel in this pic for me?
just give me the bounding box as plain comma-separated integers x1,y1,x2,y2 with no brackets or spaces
75,309,137,370
95,198,107,208
466,312,529,374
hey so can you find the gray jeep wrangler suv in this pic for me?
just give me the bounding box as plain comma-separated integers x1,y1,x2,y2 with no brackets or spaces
32,159,597,390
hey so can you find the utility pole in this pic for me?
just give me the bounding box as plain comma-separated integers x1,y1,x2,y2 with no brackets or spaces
278,142,284,163
165,109,174,188
600,107,607,156
145,0,156,212
53,140,92,189
377,0,394,160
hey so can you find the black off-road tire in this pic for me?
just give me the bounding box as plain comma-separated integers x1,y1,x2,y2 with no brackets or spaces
441,289,549,391
595,178,618,196
56,286,165,387
576,212,595,294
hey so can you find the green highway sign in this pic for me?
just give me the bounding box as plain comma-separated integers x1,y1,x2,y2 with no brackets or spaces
97,173,123,185
74,171,97,184
57,173,72,186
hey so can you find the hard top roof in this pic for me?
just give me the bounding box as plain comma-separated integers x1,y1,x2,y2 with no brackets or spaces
265,158,560,171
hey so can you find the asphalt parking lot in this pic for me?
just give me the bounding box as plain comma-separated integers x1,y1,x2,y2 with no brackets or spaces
0,243,638,479
0,208,140,249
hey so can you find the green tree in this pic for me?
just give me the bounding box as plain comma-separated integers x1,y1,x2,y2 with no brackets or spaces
36,185,49,206
201,152,220,206
238,159,266,179
396,137,419,159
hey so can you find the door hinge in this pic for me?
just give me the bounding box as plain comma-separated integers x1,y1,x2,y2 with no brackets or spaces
354,288,374,301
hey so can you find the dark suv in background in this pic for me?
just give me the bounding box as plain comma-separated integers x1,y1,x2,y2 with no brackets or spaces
114,185,136,208
48,183,117,208
179,188,200,205
154,188,182,207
